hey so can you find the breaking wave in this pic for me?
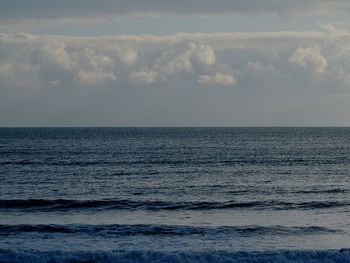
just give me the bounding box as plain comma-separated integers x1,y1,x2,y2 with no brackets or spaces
0,224,339,237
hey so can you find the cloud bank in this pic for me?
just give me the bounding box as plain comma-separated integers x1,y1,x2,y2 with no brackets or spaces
1,26,350,92
1,26,350,126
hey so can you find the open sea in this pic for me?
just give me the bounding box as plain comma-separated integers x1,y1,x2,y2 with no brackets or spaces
1,127,350,262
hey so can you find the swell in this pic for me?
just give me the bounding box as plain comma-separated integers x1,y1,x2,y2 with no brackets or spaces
295,188,348,194
0,224,340,237
2,157,349,166
0,199,349,211
1,249,350,263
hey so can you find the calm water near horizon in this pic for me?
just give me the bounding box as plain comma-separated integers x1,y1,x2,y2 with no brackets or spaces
1,127,350,262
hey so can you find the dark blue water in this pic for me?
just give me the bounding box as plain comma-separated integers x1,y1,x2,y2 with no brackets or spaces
1,128,350,262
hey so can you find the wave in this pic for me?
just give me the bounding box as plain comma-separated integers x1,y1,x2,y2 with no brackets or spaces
0,224,339,237
2,157,348,167
295,188,348,194
1,249,350,263
0,199,349,211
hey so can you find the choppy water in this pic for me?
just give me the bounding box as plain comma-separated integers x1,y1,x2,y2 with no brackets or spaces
1,127,350,262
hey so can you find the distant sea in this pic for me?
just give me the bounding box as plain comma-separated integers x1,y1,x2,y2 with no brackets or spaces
1,127,350,262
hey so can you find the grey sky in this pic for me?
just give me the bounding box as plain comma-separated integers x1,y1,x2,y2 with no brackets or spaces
2,0,350,21
0,1,350,126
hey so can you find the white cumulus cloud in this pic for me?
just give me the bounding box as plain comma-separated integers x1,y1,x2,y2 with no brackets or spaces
129,70,157,84
289,45,328,76
77,48,116,85
1,30,350,91
198,72,236,85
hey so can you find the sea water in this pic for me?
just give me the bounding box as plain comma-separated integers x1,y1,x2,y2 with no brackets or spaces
1,127,350,262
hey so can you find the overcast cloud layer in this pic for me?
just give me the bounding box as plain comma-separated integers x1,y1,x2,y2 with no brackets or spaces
2,0,350,23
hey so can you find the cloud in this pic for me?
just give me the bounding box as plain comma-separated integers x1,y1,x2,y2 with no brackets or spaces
245,62,275,74
156,43,216,76
0,28,350,91
31,39,76,83
2,29,350,126
129,70,157,84
157,48,194,75
198,72,236,85
289,45,328,76
30,40,117,86
115,48,139,65
77,48,116,85
192,44,216,66
319,24,349,36
78,70,116,85
2,0,350,23
31,40,73,71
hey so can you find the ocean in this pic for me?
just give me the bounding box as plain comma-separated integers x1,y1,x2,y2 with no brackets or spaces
1,127,350,262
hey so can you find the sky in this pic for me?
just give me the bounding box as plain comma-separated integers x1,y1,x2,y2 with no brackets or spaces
1,1,350,126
